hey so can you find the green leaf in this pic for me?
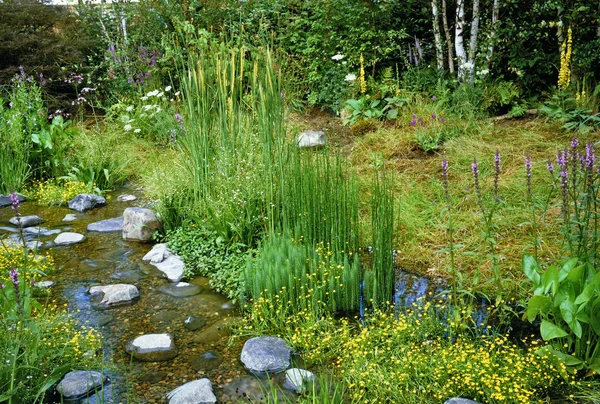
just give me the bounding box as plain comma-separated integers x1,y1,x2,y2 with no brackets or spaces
540,320,569,340
386,109,398,119
526,295,552,322
543,265,559,295
558,258,579,282
543,348,584,366
523,254,541,287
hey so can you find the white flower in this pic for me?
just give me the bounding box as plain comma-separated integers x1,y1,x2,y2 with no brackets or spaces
133,128,141,133
332,54,344,61
174,91,180,97
126,106,134,112
141,96,148,101
157,92,164,98
460,62,474,70
165,86,172,92
344,73,357,81
124,124,133,131
147,90,159,97
476,69,489,76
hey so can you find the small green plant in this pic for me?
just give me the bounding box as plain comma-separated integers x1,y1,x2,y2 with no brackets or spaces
30,115,77,179
540,92,600,134
342,96,384,126
410,113,456,153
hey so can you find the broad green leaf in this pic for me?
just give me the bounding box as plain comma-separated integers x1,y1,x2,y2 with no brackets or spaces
541,320,569,340
523,254,541,287
566,264,585,293
526,295,552,322
546,349,584,366
558,258,579,282
543,265,559,295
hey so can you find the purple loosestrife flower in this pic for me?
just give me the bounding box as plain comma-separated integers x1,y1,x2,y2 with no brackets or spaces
175,113,185,129
560,165,569,219
440,117,446,123
493,150,501,200
472,158,483,204
431,113,437,119
432,96,437,101
412,114,417,119
10,190,20,213
0,283,4,290
557,149,568,169
585,142,595,170
547,161,554,174
10,268,19,287
409,120,416,126
525,155,532,199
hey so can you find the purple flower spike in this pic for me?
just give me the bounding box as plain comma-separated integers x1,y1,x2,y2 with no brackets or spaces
9,268,19,287
441,158,449,199
440,117,446,123
547,161,554,174
411,114,417,119
431,113,437,119
409,120,416,126
571,137,579,150
9,190,20,214
585,142,595,169
493,150,501,200
432,96,437,101
472,158,479,177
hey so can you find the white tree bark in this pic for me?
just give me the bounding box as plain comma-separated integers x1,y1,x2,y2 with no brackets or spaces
432,0,444,71
441,0,455,73
557,6,564,54
467,0,480,82
455,0,467,81
485,0,500,71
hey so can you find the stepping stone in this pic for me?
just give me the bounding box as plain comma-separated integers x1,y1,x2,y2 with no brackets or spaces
192,318,233,343
159,282,201,297
62,213,78,222
9,215,43,228
444,399,483,404
34,280,56,289
26,241,44,250
56,370,107,400
125,333,177,362
183,316,207,331
297,130,326,148
122,207,160,241
54,232,85,246
68,194,106,212
117,194,137,202
0,226,19,233
142,244,184,282
191,351,223,371
167,378,217,404
23,227,60,236
87,217,123,232
240,336,291,374
284,368,316,393
0,194,25,208
89,284,139,307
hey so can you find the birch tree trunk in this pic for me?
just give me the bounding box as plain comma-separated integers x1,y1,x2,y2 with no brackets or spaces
455,0,467,81
485,0,500,71
432,0,444,71
442,0,455,73
557,6,564,54
467,0,480,83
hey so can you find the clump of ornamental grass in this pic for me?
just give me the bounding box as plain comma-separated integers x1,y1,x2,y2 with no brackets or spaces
27,178,92,206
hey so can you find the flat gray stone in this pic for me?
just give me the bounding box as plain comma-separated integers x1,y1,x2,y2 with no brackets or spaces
284,368,316,393
35,280,56,288
23,227,60,236
9,215,43,228
54,232,85,246
87,217,123,232
68,194,106,212
444,399,483,404
240,336,291,374
167,378,217,404
125,333,177,362
297,130,326,148
184,316,207,331
56,370,107,399
62,214,78,222
122,207,160,241
0,194,25,208
142,244,184,282
89,284,139,307
159,282,201,297
117,194,137,202
191,352,223,371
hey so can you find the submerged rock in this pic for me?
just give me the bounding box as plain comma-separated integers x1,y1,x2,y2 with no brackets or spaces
54,232,85,246
284,368,316,393
297,130,326,148
89,284,139,307
142,243,184,282
191,351,223,371
159,282,201,297
9,215,43,228
122,207,160,241
68,194,106,212
125,333,177,362
240,336,291,374
56,370,107,400
444,399,483,404
167,378,217,404
183,316,207,331
23,226,60,236
117,194,137,202
62,213,78,222
87,217,124,232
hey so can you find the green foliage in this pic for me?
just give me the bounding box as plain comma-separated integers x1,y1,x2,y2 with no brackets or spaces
26,178,92,207
540,93,600,134
31,115,78,179
165,225,251,300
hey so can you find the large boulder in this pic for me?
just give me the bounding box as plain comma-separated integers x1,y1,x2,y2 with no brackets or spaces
122,208,160,241
9,215,43,228
240,336,291,374
297,130,326,148
142,244,184,282
167,378,217,404
56,370,107,400
54,232,85,246
87,217,124,233
125,333,177,362
89,284,139,307
68,194,106,212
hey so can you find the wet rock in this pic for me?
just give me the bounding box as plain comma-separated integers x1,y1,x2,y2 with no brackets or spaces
159,282,201,298
89,284,139,307
153,310,180,323
0,194,25,208
191,351,223,371
9,215,43,228
23,227,60,236
139,371,165,384
167,378,217,404
54,232,86,246
117,194,137,202
192,318,233,343
0,226,18,233
240,336,291,374
222,376,292,402
284,368,316,393
25,240,44,250
35,280,56,289
87,217,123,233
142,244,184,282
125,333,177,362
62,213,78,222
110,269,141,283
122,207,160,241
56,370,107,400
68,194,106,212
444,399,483,404
297,130,326,148
94,313,114,326
183,316,207,331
